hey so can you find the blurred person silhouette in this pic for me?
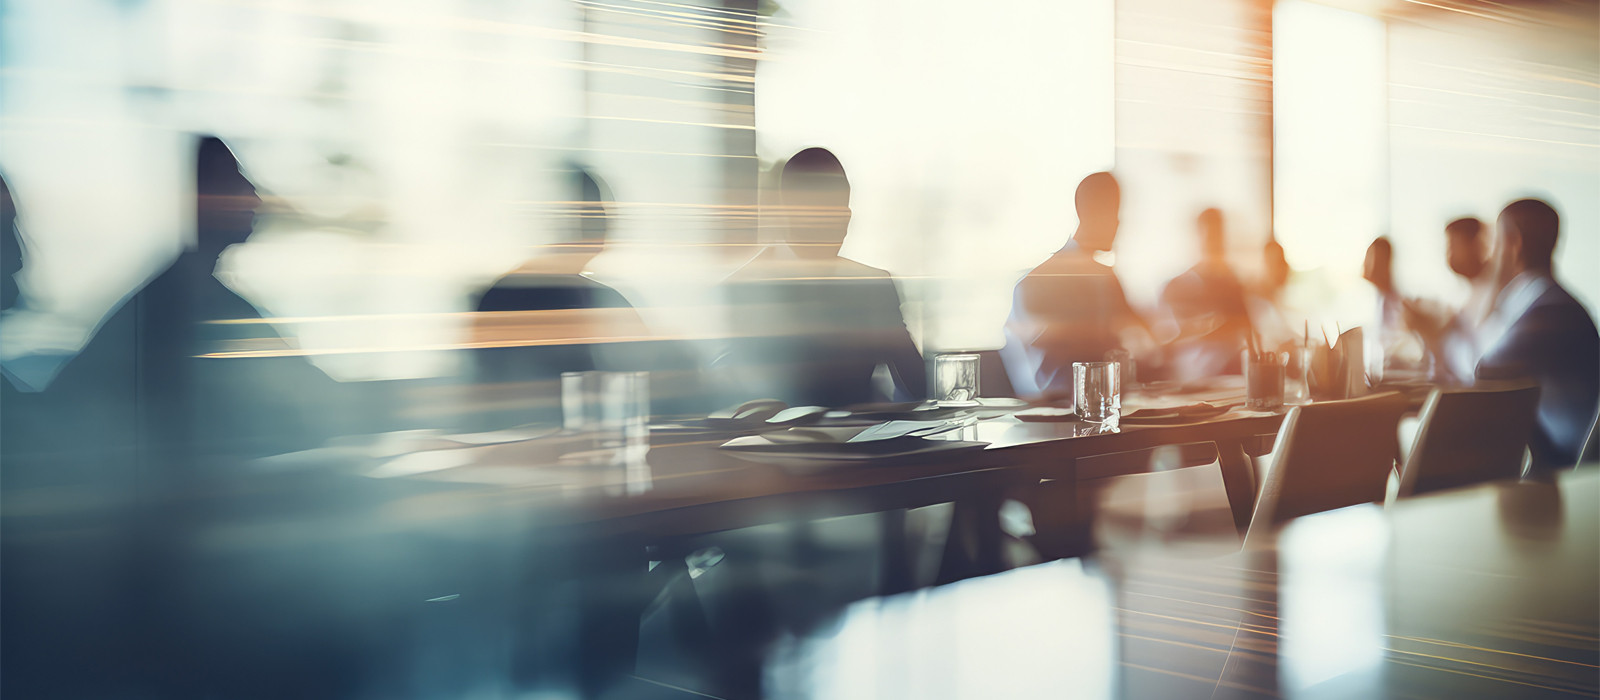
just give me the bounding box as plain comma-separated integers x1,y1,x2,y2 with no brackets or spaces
1,171,18,312
1404,217,1503,383
1473,198,1598,469
2,137,366,698
1160,208,1252,381
476,166,629,314
1246,238,1304,349
1361,236,1422,373
714,147,925,407
470,165,649,427
132,136,351,474
1001,171,1151,400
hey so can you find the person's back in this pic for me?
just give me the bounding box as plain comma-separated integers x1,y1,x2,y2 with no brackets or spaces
1474,199,1599,468
725,252,919,406
1002,172,1139,399
1006,245,1127,397
715,148,924,407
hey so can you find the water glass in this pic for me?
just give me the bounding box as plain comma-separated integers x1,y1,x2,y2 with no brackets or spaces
933,353,981,407
1073,361,1121,423
1288,346,1315,405
1244,351,1286,411
561,371,652,494
1106,348,1137,391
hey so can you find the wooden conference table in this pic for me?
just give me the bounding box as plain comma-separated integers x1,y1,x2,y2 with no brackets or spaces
357,376,1326,547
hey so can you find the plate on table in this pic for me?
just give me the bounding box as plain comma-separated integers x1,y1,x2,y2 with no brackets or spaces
723,419,972,454
1119,402,1233,425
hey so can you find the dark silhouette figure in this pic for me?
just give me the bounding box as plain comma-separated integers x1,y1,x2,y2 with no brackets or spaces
1,171,19,312
130,136,348,471
716,147,925,407
1002,172,1146,400
1474,199,1599,469
469,166,641,427
1161,208,1252,379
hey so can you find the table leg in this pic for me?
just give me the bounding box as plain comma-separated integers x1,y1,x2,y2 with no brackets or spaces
879,509,914,595
1216,439,1257,536
936,489,1007,583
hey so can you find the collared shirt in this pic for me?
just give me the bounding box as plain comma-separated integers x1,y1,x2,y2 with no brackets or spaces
1476,271,1554,360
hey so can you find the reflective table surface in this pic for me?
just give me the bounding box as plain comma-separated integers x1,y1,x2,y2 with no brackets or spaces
767,468,1600,699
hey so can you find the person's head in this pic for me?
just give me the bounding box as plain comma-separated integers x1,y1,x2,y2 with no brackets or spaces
1196,208,1226,260
570,165,611,246
1262,239,1290,294
1363,236,1394,292
195,136,262,258
1443,217,1486,280
1070,171,1120,252
780,147,851,258
1496,198,1559,277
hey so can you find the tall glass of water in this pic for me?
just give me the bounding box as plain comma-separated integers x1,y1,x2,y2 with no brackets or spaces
1074,361,1120,423
933,353,981,407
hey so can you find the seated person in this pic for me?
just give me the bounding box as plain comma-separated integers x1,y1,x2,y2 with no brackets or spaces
715,147,924,408
1161,208,1252,381
1361,236,1424,375
1474,198,1598,469
1405,217,1502,384
1001,172,1150,400
471,167,641,426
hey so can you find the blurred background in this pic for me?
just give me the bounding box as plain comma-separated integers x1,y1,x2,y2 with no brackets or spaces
4,0,1593,381
1,0,1596,698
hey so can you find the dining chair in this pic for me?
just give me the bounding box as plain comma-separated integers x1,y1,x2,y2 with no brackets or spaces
1242,392,1410,548
1579,407,1599,465
1396,384,1541,498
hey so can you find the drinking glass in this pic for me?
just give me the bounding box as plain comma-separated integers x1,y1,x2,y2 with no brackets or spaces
561,371,652,494
1073,361,1121,423
933,353,981,407
1244,351,1287,411
1287,346,1315,405
1105,348,1136,391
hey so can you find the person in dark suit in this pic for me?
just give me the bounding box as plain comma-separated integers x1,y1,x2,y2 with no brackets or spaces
1475,198,1599,469
715,147,925,407
1000,171,1149,400
469,166,645,428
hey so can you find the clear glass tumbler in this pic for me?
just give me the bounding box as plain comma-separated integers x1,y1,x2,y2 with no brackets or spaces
933,353,981,407
1073,361,1121,423
1244,351,1287,411
562,371,652,494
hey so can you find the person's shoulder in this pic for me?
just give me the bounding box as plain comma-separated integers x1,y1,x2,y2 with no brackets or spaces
1026,250,1104,278
1510,285,1598,339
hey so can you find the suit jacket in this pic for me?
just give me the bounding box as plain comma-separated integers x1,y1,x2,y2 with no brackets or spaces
717,253,925,408
1476,278,1600,469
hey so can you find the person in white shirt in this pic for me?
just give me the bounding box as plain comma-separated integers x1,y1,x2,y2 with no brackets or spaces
1406,216,1503,384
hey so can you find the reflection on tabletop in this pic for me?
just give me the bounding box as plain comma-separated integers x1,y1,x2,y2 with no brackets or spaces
766,469,1599,700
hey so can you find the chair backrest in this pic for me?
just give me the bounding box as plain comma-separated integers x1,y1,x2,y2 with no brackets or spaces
1245,392,1411,544
1579,405,1599,466
1397,384,1541,498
